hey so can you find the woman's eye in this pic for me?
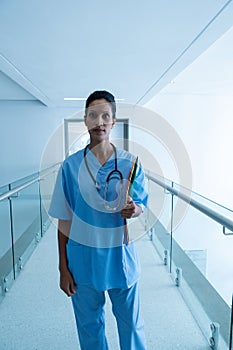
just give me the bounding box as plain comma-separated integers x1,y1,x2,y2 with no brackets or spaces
102,113,110,120
88,112,97,119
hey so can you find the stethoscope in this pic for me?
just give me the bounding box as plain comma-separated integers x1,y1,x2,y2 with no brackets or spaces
84,144,123,210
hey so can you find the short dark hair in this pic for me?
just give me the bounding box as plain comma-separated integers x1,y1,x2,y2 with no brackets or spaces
85,90,116,118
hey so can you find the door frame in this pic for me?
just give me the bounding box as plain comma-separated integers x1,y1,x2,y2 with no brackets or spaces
64,118,129,157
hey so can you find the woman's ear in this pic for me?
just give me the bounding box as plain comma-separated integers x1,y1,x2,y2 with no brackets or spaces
84,115,87,126
112,118,116,128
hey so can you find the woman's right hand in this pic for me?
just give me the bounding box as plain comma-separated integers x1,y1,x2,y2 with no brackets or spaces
59,268,76,297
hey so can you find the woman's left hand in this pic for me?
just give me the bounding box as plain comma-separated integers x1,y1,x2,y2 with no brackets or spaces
120,197,142,219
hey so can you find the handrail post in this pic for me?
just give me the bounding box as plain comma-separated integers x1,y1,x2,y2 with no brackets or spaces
169,181,174,273
8,184,16,280
146,176,150,233
230,293,233,350
38,179,44,238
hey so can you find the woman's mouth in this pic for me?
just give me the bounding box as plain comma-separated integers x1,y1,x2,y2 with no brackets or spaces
92,127,105,134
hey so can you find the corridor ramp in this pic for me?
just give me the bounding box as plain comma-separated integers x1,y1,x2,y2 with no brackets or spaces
0,224,210,350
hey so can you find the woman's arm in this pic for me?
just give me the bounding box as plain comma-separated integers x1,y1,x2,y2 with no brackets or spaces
58,219,76,297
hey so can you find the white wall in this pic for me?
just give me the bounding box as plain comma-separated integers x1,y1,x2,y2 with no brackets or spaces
145,28,233,304
146,26,233,209
0,100,78,187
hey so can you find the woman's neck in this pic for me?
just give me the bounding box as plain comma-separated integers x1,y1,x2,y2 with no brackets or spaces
88,141,114,165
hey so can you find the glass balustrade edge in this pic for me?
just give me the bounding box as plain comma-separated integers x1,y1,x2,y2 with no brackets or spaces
0,163,60,303
147,214,230,349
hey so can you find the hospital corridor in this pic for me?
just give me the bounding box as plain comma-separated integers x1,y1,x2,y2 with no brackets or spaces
1,1,233,349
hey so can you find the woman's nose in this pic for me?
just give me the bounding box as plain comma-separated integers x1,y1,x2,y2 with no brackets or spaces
95,115,104,126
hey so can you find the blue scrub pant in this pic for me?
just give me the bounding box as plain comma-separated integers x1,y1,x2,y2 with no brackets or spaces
71,282,147,350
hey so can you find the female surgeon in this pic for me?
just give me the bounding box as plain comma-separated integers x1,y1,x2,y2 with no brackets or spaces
49,90,148,350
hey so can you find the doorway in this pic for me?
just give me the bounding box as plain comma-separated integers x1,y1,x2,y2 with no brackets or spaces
64,118,129,157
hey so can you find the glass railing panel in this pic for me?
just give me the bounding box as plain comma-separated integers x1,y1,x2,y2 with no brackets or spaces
164,184,233,349
0,164,61,303
10,180,41,278
146,172,172,229
172,183,233,304
145,176,172,262
0,185,14,300
171,186,232,348
145,174,232,348
174,207,232,301
173,181,233,224
40,164,60,234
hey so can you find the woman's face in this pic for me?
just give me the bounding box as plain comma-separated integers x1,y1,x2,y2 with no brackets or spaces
85,99,116,142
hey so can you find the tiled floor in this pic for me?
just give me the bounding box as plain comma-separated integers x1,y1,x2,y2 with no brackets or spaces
0,224,210,349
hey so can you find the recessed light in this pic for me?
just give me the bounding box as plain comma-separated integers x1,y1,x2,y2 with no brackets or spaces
64,97,125,101
64,98,86,101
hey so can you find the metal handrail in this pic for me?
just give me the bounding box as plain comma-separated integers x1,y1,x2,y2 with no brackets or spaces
0,163,60,202
2,164,233,233
147,171,233,213
147,173,233,234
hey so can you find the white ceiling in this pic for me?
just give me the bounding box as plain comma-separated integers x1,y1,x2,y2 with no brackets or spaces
0,0,233,107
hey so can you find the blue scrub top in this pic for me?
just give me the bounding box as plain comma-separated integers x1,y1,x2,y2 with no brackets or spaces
49,147,148,291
